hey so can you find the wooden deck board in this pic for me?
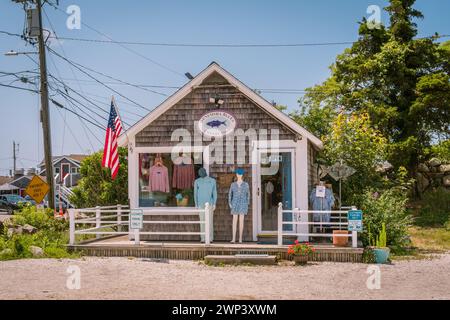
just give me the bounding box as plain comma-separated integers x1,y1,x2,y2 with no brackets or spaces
68,236,364,263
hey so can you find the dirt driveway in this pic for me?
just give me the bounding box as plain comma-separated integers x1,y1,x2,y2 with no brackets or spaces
1,253,449,300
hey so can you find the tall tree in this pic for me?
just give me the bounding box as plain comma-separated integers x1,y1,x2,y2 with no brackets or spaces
70,147,128,208
294,0,449,185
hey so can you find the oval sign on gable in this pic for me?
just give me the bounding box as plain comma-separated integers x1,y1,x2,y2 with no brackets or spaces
197,110,237,137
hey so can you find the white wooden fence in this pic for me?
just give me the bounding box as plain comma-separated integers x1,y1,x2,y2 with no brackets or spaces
277,203,359,247
68,204,212,246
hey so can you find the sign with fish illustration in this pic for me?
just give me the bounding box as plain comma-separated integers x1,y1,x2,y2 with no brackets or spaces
197,110,237,137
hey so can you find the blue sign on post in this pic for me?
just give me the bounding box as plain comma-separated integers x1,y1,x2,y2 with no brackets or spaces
347,210,363,232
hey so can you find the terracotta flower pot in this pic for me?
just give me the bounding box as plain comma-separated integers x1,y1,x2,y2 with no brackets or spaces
333,230,349,247
293,254,309,265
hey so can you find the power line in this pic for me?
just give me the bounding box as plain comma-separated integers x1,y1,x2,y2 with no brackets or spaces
4,27,449,48
42,34,450,48
50,98,105,131
47,46,152,112
45,3,185,78
0,83,38,93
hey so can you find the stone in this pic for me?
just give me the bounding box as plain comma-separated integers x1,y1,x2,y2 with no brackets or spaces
22,224,37,234
439,164,450,173
416,173,430,192
7,226,23,237
428,158,441,167
30,246,44,257
443,175,450,187
418,163,430,172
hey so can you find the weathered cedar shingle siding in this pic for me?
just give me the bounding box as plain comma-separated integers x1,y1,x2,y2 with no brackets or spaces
136,72,297,241
307,141,319,198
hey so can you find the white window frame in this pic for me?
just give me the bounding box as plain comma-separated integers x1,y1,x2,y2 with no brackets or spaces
132,145,210,211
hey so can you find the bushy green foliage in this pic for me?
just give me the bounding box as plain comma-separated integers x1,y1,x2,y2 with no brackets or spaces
360,189,412,249
424,140,450,163
0,206,76,260
323,113,388,204
70,147,128,208
12,205,68,232
415,187,450,227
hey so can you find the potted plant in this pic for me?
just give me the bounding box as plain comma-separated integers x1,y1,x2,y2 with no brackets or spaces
175,189,192,207
369,223,390,264
287,240,315,265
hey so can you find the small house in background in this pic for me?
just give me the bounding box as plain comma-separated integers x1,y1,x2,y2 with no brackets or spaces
39,154,87,187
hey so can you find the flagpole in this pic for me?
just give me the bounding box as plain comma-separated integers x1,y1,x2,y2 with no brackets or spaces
111,95,129,141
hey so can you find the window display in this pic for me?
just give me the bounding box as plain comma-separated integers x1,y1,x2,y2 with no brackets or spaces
138,152,203,207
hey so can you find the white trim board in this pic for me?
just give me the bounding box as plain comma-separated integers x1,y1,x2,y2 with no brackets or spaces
118,62,323,150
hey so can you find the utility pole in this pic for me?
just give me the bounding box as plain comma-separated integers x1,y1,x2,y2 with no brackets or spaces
13,141,16,175
36,0,55,209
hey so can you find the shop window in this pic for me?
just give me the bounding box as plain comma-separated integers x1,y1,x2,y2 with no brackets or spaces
138,152,203,207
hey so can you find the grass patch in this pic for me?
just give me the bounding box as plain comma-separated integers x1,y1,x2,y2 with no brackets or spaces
390,226,449,261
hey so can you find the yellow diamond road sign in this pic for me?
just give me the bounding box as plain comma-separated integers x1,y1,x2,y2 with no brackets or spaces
25,175,50,204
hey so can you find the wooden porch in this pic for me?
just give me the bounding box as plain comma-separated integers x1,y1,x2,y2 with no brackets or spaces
68,235,364,263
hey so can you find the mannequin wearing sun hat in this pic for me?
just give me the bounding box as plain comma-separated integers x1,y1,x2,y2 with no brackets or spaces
228,168,250,243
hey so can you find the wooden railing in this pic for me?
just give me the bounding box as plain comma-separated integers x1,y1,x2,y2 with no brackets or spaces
68,204,212,245
277,203,359,247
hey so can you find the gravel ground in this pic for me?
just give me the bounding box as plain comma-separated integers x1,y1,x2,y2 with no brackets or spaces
1,253,449,300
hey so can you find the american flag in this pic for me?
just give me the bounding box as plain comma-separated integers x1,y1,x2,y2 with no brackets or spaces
102,99,123,179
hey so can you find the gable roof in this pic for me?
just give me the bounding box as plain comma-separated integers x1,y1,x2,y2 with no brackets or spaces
118,62,323,149
39,154,87,168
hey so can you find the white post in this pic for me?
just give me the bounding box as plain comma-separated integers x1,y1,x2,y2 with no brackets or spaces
69,208,75,245
134,228,140,245
95,206,101,239
204,202,210,245
117,204,122,232
352,231,358,248
277,202,283,246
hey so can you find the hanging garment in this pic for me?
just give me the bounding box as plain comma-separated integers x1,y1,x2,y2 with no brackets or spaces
172,156,195,189
194,176,217,208
148,164,170,193
228,181,250,215
309,187,335,223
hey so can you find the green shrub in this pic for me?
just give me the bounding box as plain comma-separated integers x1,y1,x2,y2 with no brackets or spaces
415,187,450,227
12,206,68,232
360,188,412,249
0,206,73,261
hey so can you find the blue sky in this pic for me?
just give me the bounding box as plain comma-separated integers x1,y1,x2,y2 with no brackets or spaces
0,0,449,175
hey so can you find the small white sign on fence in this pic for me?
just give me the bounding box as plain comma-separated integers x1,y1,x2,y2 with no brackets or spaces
129,209,143,230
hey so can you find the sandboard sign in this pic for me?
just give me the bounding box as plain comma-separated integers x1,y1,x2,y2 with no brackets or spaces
24,175,50,204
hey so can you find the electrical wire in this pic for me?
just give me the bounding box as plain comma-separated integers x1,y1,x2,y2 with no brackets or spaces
45,3,185,79
47,46,152,112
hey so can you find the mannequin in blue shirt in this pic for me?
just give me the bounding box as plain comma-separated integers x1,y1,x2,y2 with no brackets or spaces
194,168,217,242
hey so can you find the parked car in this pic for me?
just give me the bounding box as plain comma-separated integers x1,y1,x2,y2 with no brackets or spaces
24,195,37,205
0,194,32,207
0,199,18,214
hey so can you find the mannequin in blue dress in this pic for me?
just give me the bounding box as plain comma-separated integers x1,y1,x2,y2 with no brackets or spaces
228,168,250,243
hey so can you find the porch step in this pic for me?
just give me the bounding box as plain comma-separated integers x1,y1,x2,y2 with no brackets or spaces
205,254,277,265
257,234,297,245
